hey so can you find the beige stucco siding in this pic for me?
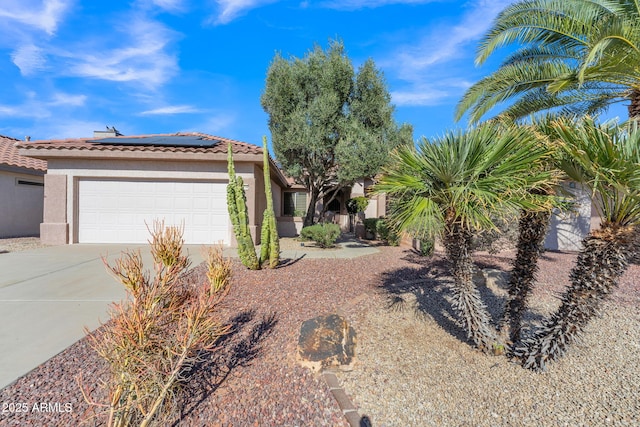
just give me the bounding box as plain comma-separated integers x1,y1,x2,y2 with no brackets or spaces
0,170,44,237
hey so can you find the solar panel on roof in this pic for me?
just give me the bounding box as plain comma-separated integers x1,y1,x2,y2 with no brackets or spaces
93,135,221,147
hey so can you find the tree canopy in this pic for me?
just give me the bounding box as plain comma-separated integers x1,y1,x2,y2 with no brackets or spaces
261,39,412,226
455,0,640,123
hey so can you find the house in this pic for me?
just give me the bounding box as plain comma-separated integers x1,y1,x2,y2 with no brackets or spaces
17,132,291,246
0,135,47,238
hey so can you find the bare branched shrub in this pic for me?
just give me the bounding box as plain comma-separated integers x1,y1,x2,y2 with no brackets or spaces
84,220,232,427
203,245,232,294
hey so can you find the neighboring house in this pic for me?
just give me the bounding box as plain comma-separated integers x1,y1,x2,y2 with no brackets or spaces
17,132,291,246
0,135,46,238
545,180,600,252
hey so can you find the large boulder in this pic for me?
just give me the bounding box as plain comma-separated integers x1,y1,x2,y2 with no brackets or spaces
297,314,356,371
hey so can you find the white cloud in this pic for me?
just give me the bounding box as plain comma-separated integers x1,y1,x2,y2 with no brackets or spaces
139,105,200,115
0,91,87,120
210,0,278,25
384,0,513,106
391,87,449,107
0,0,71,35
185,113,236,135
49,92,86,106
41,119,108,139
68,17,178,88
11,44,47,75
395,1,512,73
152,0,185,11
320,0,436,10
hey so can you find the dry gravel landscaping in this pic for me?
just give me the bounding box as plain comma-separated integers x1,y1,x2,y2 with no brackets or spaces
0,243,638,426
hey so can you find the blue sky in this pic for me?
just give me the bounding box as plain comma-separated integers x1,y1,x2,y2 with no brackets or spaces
0,0,624,147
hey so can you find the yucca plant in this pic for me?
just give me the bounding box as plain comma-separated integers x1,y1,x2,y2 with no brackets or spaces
84,221,232,426
514,117,640,371
374,122,555,352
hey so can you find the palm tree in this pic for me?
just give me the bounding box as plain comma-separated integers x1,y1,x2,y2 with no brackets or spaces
514,117,640,371
374,122,554,352
455,0,640,123
499,117,563,347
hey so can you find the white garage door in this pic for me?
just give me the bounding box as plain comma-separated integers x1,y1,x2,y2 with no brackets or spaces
78,179,229,244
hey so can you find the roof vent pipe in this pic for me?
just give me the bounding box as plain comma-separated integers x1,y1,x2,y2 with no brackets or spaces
93,126,123,138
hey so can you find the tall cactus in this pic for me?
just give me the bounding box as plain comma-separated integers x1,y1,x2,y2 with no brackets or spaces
227,143,260,270
259,136,280,268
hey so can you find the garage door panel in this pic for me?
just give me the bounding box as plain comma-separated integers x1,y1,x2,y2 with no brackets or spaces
78,180,229,244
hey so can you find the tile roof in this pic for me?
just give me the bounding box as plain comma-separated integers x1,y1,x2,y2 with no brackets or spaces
0,135,47,172
15,132,263,156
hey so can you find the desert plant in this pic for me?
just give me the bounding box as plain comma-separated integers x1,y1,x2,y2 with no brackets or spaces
514,117,640,371
373,122,555,352
376,218,400,246
456,0,640,123
84,221,232,426
346,196,369,215
259,136,280,269
418,236,435,257
300,223,341,248
363,218,379,238
227,143,260,270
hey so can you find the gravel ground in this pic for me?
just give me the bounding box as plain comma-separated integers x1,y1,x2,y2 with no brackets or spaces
336,250,640,427
0,237,47,253
0,245,638,426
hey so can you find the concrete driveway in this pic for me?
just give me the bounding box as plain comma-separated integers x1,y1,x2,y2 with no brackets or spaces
0,244,206,389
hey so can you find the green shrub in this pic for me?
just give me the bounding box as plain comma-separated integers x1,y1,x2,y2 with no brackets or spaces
346,197,369,214
376,219,400,246
363,218,399,245
300,223,341,248
363,218,379,236
418,236,435,257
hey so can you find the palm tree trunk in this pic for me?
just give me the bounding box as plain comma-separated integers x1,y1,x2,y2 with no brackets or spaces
627,89,640,119
500,209,551,346
513,224,637,371
443,223,497,352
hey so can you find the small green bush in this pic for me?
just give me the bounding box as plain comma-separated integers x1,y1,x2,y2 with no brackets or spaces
376,219,400,246
363,218,379,236
300,223,341,248
346,197,369,214
418,236,435,257
363,218,399,245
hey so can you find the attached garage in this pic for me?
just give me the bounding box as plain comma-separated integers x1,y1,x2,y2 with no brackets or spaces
16,132,290,246
77,179,229,244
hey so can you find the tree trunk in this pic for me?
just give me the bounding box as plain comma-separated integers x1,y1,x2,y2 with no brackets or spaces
500,209,551,346
513,224,637,371
627,88,640,119
443,223,497,352
304,189,319,227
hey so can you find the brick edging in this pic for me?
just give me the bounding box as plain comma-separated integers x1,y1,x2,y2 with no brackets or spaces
322,371,369,427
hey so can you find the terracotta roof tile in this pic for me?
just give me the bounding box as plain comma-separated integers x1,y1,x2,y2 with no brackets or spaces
15,132,263,156
0,135,47,172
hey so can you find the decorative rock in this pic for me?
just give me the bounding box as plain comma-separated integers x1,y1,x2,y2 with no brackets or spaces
472,268,510,290
482,268,510,289
297,314,357,371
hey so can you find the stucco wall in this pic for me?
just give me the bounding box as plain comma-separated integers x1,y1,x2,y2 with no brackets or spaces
544,181,592,252
0,170,44,237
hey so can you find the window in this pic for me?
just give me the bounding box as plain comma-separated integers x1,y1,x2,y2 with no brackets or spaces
283,192,307,216
16,179,44,187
